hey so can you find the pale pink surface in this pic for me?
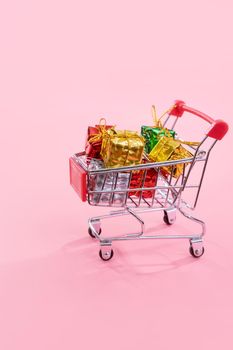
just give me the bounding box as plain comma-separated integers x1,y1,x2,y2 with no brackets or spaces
0,0,233,349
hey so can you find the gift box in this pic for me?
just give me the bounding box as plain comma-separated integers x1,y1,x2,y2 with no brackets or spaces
141,105,175,154
129,167,158,198
141,126,175,154
88,159,130,206
149,136,197,178
85,118,113,159
100,129,145,168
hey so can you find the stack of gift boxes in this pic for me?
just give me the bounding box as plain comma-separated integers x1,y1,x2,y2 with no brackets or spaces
83,107,197,205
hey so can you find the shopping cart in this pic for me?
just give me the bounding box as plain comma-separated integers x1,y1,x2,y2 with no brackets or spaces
70,100,228,261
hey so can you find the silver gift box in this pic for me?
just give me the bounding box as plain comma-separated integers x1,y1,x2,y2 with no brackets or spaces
88,159,130,206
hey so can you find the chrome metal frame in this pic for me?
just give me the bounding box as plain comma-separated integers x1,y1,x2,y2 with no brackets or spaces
72,114,218,260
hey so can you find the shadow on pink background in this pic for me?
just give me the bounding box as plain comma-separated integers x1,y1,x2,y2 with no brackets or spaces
0,1,232,349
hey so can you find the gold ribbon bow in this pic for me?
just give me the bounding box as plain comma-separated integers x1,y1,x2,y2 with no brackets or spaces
152,104,200,147
152,104,176,128
151,104,178,139
88,118,114,144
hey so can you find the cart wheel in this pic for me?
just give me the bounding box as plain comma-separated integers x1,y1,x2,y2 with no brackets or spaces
189,245,205,258
163,210,176,225
163,214,171,225
88,227,102,238
163,212,174,225
99,249,114,261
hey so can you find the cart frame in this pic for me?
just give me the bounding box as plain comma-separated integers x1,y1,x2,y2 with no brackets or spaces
71,100,228,261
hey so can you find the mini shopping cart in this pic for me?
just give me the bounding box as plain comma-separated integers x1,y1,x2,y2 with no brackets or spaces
70,100,228,261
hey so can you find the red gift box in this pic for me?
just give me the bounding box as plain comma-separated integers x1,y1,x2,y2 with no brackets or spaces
129,166,158,199
85,119,113,159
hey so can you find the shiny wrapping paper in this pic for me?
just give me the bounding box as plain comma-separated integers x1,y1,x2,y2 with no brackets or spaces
88,159,130,206
101,129,145,168
149,136,194,178
129,166,158,198
85,122,113,159
141,105,176,154
141,126,175,154
163,146,193,178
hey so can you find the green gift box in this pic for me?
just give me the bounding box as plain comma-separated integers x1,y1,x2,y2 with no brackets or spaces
141,126,176,154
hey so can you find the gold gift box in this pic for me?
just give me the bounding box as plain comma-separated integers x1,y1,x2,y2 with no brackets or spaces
149,136,194,178
101,129,145,168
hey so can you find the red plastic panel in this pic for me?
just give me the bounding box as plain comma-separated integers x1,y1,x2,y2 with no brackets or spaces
69,158,87,202
207,120,229,140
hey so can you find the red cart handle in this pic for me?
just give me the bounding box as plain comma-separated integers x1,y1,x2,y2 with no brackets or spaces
169,100,229,140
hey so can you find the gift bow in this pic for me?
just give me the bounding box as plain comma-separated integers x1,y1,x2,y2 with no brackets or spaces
151,104,200,147
152,104,176,129
88,118,115,144
151,104,178,140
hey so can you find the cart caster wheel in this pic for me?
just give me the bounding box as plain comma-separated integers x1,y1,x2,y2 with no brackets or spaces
189,245,205,258
163,210,176,225
99,249,114,261
88,227,102,238
163,214,172,225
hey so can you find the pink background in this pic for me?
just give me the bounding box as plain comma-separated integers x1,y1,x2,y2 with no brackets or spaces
0,0,232,349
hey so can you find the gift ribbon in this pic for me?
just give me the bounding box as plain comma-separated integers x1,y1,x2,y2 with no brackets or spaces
152,105,162,128
151,104,200,148
88,118,115,144
151,104,177,140
177,140,200,147
152,104,176,129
